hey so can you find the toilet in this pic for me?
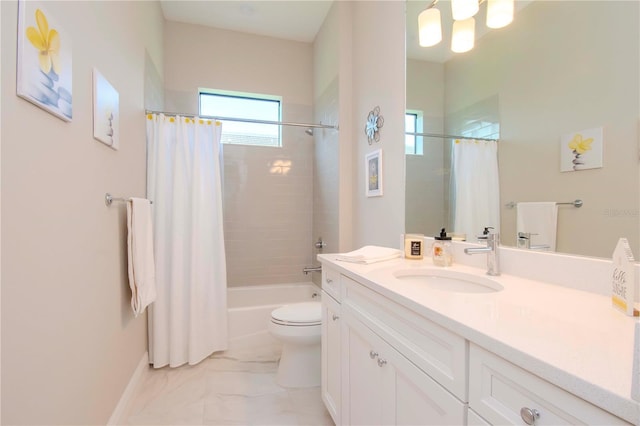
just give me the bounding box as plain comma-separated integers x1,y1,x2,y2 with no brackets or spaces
268,301,322,388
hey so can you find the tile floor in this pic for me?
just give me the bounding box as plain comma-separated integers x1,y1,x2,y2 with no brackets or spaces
124,345,334,425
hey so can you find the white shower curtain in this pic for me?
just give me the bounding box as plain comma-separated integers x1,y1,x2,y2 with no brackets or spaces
452,139,500,240
146,114,228,368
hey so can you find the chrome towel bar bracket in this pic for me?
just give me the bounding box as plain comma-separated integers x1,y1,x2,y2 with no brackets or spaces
105,193,153,206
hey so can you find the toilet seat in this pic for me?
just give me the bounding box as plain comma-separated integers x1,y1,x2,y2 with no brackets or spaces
271,302,321,326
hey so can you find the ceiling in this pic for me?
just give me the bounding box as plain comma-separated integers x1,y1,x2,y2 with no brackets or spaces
160,1,333,43
160,0,533,63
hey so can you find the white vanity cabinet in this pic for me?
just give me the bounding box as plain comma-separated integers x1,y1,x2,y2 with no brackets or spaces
342,307,466,425
469,344,631,425
340,274,466,425
321,267,341,425
319,260,636,425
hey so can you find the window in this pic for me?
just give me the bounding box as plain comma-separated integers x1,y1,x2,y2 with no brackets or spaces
199,91,282,147
405,111,424,155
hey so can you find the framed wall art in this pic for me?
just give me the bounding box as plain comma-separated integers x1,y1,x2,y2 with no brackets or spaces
93,68,119,150
17,1,72,121
365,149,383,197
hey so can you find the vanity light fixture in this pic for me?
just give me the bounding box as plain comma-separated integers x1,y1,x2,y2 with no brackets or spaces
418,2,442,47
418,0,514,53
451,0,479,21
486,0,514,28
451,17,476,53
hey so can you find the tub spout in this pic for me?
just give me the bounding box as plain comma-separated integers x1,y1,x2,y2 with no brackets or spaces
303,266,322,275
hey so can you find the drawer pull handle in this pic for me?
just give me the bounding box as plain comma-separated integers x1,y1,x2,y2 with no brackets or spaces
520,407,540,425
332,314,339,321
377,358,387,367
369,350,378,359
325,278,333,284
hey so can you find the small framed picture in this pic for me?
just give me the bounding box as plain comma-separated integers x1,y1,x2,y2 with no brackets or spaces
365,149,383,197
93,68,119,150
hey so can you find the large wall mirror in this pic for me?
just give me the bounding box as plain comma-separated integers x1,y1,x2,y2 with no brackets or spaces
405,0,639,258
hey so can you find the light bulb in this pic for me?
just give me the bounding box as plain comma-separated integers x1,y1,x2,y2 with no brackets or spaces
451,17,475,53
451,0,479,21
418,7,442,47
486,0,514,29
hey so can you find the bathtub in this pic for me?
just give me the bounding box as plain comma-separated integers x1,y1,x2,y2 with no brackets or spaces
226,282,321,355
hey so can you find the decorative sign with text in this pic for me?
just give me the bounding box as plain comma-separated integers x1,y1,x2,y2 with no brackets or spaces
611,238,639,316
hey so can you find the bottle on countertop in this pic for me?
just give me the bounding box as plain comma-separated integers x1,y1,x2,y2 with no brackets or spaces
432,228,453,267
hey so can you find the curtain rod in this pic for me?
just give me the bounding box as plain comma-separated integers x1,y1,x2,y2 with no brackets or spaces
145,110,339,130
405,131,499,142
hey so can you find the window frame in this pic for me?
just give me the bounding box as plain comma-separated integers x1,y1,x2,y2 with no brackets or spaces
199,89,283,147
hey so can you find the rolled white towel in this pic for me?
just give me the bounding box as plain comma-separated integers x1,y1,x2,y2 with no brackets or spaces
335,245,402,264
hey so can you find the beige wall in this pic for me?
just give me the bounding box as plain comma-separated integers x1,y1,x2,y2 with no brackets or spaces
163,22,315,286
351,1,406,249
312,2,341,284
1,1,164,424
405,59,446,236
444,0,639,257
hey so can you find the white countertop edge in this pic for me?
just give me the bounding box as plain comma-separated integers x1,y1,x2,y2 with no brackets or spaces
319,255,640,425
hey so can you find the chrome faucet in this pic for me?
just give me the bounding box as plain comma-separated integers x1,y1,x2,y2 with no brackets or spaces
464,232,500,276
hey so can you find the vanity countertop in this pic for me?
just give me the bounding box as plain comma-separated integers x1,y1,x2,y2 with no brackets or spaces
318,254,640,424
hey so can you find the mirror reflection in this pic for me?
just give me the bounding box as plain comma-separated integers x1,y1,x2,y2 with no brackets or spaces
405,0,639,258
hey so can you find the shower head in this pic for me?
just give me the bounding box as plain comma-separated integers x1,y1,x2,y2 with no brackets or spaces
305,128,314,136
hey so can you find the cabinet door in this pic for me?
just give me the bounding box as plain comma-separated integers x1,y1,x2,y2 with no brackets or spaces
342,309,466,426
341,312,385,425
321,291,341,425
385,332,466,426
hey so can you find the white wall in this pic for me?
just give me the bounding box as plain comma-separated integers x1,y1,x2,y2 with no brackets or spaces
351,1,406,249
444,1,639,257
163,22,315,286
1,1,164,423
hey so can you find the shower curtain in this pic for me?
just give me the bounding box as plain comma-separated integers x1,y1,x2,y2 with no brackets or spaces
452,139,500,240
146,114,227,368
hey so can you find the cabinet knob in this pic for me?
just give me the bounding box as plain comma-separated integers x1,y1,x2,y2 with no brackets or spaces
377,358,387,367
325,278,333,284
369,350,378,359
332,314,339,321
520,407,540,425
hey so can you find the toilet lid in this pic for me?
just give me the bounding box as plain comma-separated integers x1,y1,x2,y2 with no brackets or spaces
271,302,321,325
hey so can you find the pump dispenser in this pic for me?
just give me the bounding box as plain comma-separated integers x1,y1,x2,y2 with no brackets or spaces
432,228,453,266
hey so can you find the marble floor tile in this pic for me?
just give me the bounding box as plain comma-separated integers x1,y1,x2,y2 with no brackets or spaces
125,351,334,426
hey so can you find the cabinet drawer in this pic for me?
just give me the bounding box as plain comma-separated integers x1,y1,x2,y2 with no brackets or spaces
342,275,468,401
469,344,630,425
322,267,341,301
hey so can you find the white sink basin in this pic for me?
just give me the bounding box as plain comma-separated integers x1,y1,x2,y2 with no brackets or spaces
393,268,504,293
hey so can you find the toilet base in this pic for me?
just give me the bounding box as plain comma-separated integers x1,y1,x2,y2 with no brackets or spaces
276,341,321,388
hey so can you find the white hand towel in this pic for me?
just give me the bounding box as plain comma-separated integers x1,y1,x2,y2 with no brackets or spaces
335,245,402,264
516,202,558,251
127,198,157,317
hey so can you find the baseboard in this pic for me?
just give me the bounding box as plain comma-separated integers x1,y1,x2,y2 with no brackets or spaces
107,351,150,425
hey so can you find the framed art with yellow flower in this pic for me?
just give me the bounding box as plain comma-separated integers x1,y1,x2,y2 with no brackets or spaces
560,127,603,172
365,149,383,197
17,1,72,122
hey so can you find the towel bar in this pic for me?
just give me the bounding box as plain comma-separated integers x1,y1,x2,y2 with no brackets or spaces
105,193,153,206
505,199,582,209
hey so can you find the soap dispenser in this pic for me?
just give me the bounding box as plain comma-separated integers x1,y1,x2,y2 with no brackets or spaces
432,228,453,267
